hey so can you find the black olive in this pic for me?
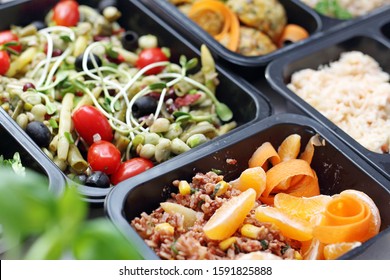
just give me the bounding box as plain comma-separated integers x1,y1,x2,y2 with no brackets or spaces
30,21,46,30
121,30,139,51
98,0,118,13
75,53,102,72
25,121,51,148
85,171,111,188
132,95,158,118
73,174,88,185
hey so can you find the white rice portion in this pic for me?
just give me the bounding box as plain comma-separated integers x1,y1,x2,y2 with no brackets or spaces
287,51,390,153
300,0,390,17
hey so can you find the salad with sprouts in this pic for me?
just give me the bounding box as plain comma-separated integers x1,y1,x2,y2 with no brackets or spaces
0,0,235,188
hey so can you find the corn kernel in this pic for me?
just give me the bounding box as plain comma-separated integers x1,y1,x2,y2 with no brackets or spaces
218,237,237,251
155,223,174,234
241,224,262,239
294,251,303,260
178,180,191,195
215,181,229,196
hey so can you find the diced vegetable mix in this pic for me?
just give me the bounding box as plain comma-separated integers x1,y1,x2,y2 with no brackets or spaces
131,134,381,260
0,0,236,187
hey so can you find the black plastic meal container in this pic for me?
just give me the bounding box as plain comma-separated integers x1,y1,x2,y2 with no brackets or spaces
0,109,65,197
296,0,390,29
0,0,272,204
266,11,390,182
141,0,324,68
105,113,390,260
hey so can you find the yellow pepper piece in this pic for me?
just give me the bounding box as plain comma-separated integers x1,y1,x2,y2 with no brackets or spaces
240,224,262,239
178,180,191,195
155,223,174,234
219,237,237,251
215,181,229,196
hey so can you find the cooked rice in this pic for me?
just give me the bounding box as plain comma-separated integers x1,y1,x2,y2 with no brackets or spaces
131,171,300,260
287,51,390,153
300,0,390,17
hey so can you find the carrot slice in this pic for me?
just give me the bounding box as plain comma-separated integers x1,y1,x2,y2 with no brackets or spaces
248,142,280,170
278,24,309,48
313,191,380,243
263,159,315,197
188,0,240,52
286,169,320,197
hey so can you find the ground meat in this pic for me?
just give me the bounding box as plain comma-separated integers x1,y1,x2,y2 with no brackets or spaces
131,171,301,260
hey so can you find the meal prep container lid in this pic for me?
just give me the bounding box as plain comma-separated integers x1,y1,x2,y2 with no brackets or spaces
105,113,390,260
266,10,390,182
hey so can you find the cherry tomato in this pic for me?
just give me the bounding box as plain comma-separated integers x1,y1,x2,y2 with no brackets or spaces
110,158,154,185
72,105,113,145
0,50,10,75
0,30,22,53
87,140,121,175
52,0,80,27
136,48,168,75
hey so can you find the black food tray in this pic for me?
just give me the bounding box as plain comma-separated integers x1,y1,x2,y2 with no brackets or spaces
140,0,390,68
0,0,272,204
141,0,321,67
105,113,390,260
266,11,390,182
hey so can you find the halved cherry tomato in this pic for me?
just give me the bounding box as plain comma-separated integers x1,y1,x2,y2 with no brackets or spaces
0,30,22,53
87,140,121,175
0,50,10,75
52,0,80,27
72,105,113,145
110,158,154,185
136,47,168,75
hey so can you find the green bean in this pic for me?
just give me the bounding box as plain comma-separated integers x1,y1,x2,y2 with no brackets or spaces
186,134,208,148
132,134,145,148
103,6,121,22
114,133,130,154
53,156,67,172
164,123,183,140
42,147,54,161
217,121,237,135
180,122,217,142
73,35,89,57
11,100,24,120
67,144,88,173
201,44,217,94
19,24,38,37
171,138,190,155
140,143,156,159
150,118,170,133
31,104,47,122
144,132,160,145
57,93,74,161
155,138,171,163
7,47,38,77
16,113,28,130
72,87,102,113
138,34,158,49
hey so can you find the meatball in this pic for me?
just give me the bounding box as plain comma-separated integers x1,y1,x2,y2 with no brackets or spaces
237,26,277,56
188,7,225,36
227,0,287,41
